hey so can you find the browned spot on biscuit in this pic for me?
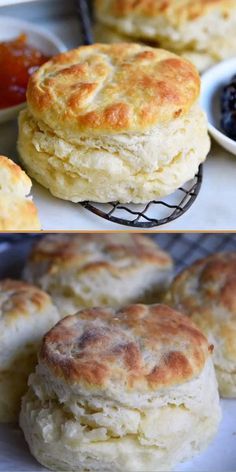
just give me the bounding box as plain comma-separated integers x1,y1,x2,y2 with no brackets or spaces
0,279,52,322
136,50,156,60
110,0,231,21
67,83,98,109
146,351,192,388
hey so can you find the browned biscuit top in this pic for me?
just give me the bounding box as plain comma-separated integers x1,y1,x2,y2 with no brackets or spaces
25,233,173,277
96,0,236,24
27,43,200,134
165,253,236,362
0,154,31,195
40,303,211,392
0,279,53,323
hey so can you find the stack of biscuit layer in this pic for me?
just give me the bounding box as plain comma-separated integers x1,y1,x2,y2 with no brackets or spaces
18,43,210,203
95,0,236,72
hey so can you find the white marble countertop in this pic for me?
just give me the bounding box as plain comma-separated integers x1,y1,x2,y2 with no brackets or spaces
0,7,236,230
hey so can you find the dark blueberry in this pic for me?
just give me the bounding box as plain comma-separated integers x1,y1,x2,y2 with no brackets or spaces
221,111,236,140
221,84,236,112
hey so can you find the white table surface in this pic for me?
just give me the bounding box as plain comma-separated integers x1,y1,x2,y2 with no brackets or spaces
0,11,236,230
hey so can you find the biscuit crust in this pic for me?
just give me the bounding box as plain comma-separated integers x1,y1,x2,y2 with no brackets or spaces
0,155,40,230
0,279,52,323
0,279,60,422
165,252,236,397
40,304,212,393
27,43,200,135
96,0,236,24
24,234,173,316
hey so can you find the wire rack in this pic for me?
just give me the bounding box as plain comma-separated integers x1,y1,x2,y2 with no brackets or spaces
0,233,235,279
73,0,203,228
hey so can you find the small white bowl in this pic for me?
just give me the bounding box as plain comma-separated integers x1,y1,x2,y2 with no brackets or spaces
201,57,236,156
0,17,67,124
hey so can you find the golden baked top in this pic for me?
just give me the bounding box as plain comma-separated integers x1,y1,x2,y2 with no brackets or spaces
165,253,236,361
24,233,172,277
27,43,200,134
40,304,211,393
0,279,54,323
0,154,31,196
96,0,236,26
0,155,40,231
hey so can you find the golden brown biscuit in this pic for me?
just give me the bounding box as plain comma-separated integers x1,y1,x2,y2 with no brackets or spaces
18,43,210,203
165,252,236,397
0,279,60,422
20,304,221,472
0,155,40,230
95,0,236,72
26,43,200,134
24,234,173,316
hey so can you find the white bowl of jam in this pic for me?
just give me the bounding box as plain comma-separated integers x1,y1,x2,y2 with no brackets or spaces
201,57,236,156
0,17,66,124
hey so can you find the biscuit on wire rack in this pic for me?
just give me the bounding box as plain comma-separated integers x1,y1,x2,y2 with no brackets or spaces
18,43,209,203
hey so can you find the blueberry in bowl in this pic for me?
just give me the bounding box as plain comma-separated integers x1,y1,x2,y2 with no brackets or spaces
221,75,236,140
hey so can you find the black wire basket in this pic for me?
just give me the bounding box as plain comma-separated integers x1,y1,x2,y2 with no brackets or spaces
74,0,203,228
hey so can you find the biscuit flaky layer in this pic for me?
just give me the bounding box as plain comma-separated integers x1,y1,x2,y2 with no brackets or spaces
20,303,221,471
95,1,236,72
165,252,236,397
24,234,173,316
0,279,60,422
0,155,40,230
18,101,209,203
26,43,200,134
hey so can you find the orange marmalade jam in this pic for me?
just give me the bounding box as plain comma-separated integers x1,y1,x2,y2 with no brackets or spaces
0,34,50,109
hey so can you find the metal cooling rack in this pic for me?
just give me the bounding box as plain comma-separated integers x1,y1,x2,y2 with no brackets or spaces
0,233,235,279
74,0,203,228
155,233,236,274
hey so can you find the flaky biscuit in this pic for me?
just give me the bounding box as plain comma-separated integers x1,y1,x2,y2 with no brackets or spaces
18,43,209,202
20,304,221,472
95,0,236,72
0,155,40,230
165,252,236,397
0,279,60,422
23,234,173,316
